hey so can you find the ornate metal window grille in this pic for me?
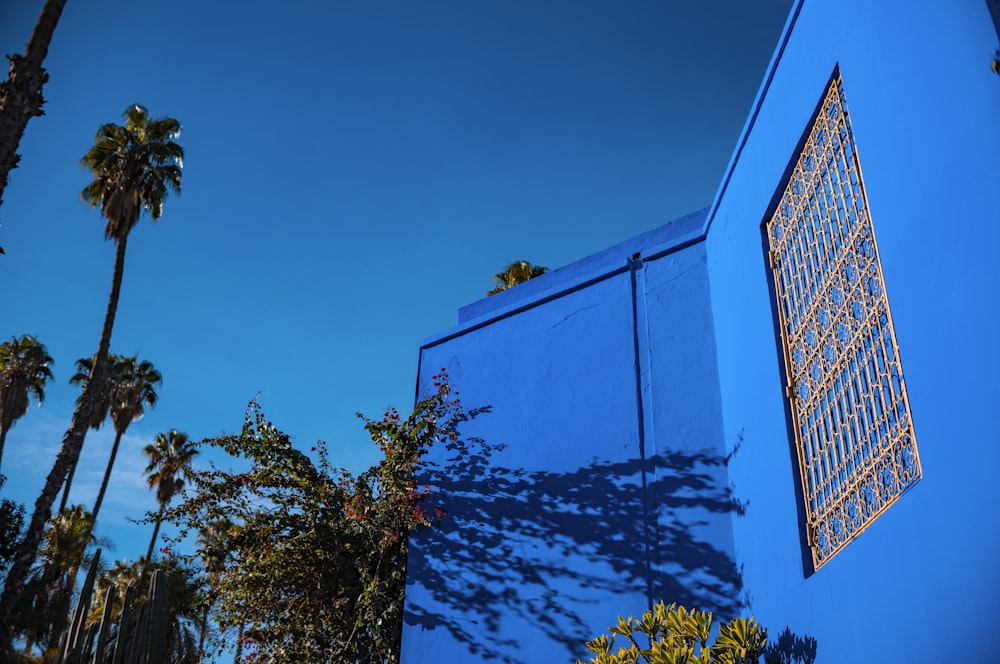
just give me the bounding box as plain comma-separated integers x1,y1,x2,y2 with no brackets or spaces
765,76,921,569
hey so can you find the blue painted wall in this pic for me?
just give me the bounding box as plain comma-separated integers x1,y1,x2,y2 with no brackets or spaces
705,0,1000,661
403,211,745,662
403,1,1000,661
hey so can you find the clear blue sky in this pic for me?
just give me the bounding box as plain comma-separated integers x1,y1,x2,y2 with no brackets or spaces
0,0,792,564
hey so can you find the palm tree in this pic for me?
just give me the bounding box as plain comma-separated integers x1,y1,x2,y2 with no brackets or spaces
96,355,162,523
61,354,161,520
0,0,68,226
68,354,116,427
96,557,143,608
58,353,119,512
92,556,203,663
487,260,549,296
12,505,104,658
143,430,198,563
0,105,182,630
0,334,54,471
195,517,236,658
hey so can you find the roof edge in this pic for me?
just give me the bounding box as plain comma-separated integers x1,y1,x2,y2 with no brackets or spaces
421,207,709,350
703,0,806,234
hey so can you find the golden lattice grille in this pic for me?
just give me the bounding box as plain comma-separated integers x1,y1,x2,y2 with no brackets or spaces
766,76,921,569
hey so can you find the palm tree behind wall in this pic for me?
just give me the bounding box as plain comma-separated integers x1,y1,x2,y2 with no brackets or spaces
0,105,183,631
487,261,548,296
0,335,54,472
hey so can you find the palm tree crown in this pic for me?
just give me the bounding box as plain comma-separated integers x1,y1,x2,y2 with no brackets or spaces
487,261,549,296
72,353,161,435
196,517,236,579
108,355,161,434
144,430,197,506
0,335,54,470
69,354,117,431
80,104,183,241
67,354,162,521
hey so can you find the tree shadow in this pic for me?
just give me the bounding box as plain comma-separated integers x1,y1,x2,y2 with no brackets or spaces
404,406,752,662
765,626,819,664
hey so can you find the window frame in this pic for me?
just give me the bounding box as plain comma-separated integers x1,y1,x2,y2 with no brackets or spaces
763,71,922,571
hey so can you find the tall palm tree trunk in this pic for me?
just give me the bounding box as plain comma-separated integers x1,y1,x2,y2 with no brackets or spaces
234,622,244,664
57,457,76,512
0,428,8,471
62,428,124,584
199,606,209,660
0,0,68,210
145,501,165,564
0,235,126,640
90,428,122,524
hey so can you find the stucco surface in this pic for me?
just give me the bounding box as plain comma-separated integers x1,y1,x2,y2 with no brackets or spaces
403,1,1000,661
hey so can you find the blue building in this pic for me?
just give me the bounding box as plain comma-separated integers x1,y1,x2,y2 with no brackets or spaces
402,1,1000,661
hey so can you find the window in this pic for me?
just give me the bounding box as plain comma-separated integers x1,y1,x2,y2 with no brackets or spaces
765,75,921,569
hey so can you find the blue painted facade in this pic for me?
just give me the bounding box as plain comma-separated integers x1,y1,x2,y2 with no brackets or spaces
403,1,1000,661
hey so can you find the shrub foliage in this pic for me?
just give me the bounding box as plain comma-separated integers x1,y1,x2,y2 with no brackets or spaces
580,602,768,664
164,373,461,663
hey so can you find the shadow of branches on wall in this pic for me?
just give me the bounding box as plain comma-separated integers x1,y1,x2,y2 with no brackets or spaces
404,406,751,662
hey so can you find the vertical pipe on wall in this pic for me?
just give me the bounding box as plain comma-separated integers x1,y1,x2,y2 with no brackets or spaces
629,253,658,610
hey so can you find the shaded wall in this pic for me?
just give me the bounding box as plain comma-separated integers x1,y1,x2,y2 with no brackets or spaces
403,214,743,663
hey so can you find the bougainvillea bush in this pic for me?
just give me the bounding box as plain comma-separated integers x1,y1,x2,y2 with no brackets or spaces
164,372,461,663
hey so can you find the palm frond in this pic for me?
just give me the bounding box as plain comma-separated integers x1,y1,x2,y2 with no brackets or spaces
80,105,184,240
487,260,549,296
